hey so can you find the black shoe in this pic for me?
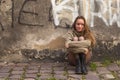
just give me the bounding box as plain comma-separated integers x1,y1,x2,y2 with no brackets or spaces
75,54,82,74
81,66,88,75
80,53,88,75
75,65,82,74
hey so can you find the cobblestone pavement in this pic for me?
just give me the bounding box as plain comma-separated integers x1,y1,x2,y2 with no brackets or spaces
0,61,120,80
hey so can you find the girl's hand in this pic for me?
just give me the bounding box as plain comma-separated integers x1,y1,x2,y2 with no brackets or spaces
65,43,69,48
73,37,79,41
79,36,84,41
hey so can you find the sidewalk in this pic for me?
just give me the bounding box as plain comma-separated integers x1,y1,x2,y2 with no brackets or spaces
0,61,120,80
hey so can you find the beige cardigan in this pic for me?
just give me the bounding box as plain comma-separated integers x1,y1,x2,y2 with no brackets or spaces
65,30,92,54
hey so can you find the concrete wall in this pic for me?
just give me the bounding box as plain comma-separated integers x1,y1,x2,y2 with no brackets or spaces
0,0,120,62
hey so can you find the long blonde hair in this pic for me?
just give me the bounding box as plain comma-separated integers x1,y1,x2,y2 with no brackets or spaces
72,16,96,47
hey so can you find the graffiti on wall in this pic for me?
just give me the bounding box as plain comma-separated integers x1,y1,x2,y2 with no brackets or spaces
0,22,4,31
0,0,44,31
18,0,43,26
0,0,120,31
51,0,120,27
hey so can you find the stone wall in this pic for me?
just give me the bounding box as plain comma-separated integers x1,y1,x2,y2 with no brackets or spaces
0,0,120,62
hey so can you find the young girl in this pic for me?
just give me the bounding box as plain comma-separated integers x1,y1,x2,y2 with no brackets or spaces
65,16,96,74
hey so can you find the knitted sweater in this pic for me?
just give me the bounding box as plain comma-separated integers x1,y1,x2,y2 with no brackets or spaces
65,30,92,53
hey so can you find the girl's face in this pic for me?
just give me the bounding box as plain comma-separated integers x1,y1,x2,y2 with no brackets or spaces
75,19,85,32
